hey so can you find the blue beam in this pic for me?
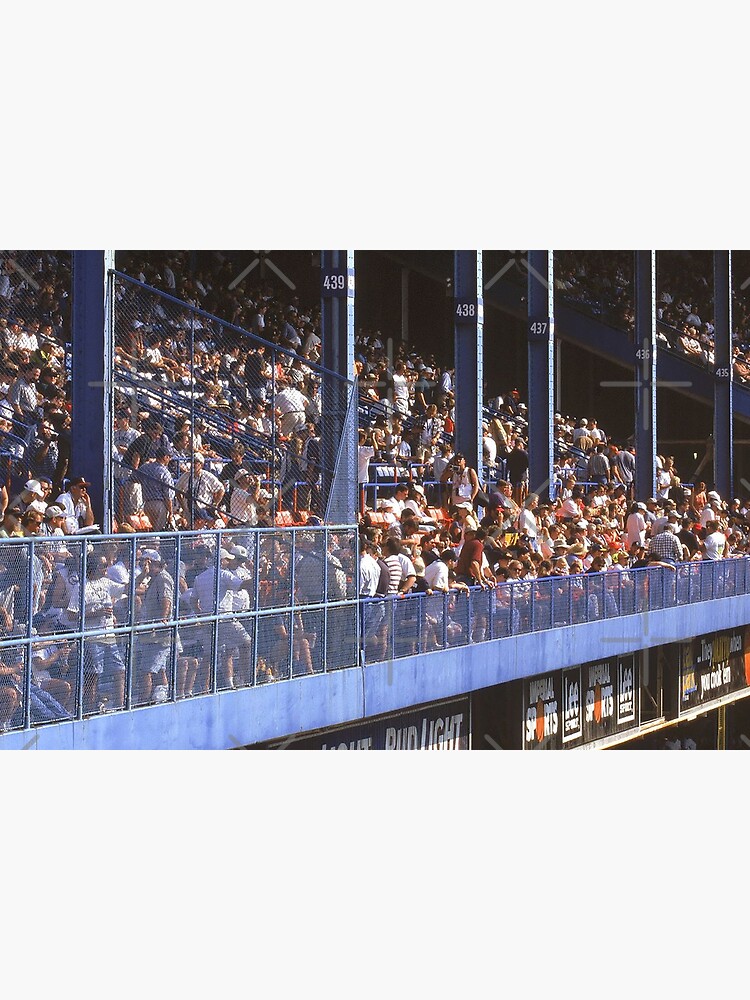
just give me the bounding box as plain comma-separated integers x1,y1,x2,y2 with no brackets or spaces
527,251,555,500
321,250,356,523
71,251,115,532
453,251,483,475
713,250,733,497
634,250,657,499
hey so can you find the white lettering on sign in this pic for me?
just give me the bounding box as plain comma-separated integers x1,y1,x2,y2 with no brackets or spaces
618,660,636,724
529,676,554,702
321,738,373,750
525,698,558,744
383,713,464,750
585,662,614,724
562,673,581,742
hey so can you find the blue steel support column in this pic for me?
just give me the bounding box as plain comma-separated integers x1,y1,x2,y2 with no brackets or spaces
71,250,115,532
453,251,483,476
634,250,657,501
527,251,554,501
321,250,356,523
713,250,733,497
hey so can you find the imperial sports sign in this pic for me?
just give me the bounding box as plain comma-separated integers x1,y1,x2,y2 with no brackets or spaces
524,655,639,749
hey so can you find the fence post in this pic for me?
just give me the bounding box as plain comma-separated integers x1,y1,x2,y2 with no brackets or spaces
22,539,34,730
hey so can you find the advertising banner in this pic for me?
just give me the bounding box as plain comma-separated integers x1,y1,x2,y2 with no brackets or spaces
524,656,639,749
258,697,470,750
678,627,750,716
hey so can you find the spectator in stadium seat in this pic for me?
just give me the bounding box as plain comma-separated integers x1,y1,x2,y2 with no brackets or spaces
587,445,611,486
56,477,95,535
7,362,41,420
192,549,255,689
229,470,268,527
134,550,174,704
8,479,46,516
175,453,224,524
138,450,175,530
442,452,480,511
504,437,530,504
30,418,60,482
702,520,727,560
275,381,311,437
80,556,127,712
647,521,683,564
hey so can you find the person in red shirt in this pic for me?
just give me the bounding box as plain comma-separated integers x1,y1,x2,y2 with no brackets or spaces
455,527,492,588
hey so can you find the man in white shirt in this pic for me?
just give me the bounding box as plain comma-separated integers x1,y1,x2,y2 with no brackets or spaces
703,520,727,560
391,362,411,416
424,549,459,592
275,384,310,436
192,549,254,689
359,542,382,597
56,477,95,535
176,454,224,523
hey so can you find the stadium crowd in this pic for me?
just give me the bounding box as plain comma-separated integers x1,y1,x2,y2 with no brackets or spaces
3,249,750,729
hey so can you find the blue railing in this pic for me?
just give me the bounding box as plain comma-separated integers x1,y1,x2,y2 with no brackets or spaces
361,557,750,663
1,522,749,736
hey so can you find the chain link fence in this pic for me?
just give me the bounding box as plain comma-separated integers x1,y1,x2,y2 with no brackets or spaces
111,272,356,530
0,524,359,733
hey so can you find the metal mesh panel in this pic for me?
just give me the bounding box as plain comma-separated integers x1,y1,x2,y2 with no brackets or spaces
619,571,636,615
324,604,358,672
0,541,31,639
132,626,175,707
571,579,588,625
259,532,293,608
217,617,254,691
324,378,359,525
0,642,27,731
699,563,714,602
423,591,447,651
531,578,553,631
492,585,518,638
469,588,491,643
587,574,605,620
82,634,129,716
630,572,646,613
361,598,388,663
551,576,572,627
30,634,78,721
392,594,420,657
256,612,292,682
112,273,356,528
447,591,470,646
174,621,213,697
295,609,324,676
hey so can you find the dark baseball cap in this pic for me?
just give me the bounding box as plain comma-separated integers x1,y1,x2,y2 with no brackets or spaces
69,477,91,487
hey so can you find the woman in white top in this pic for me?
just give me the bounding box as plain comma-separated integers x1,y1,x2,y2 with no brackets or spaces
625,503,647,548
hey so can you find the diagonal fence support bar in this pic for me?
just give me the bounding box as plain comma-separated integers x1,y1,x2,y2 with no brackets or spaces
321,251,356,524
